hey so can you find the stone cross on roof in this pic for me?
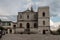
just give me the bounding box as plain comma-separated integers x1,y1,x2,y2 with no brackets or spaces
26,6,34,12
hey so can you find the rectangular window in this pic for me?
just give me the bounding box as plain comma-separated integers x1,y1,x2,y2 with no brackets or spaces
8,23,11,26
34,14,37,19
43,21,45,25
20,23,23,28
27,15,29,19
34,23,37,28
20,15,22,19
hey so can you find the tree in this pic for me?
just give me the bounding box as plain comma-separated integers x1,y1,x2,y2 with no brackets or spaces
57,28,60,34
0,26,4,30
0,26,5,38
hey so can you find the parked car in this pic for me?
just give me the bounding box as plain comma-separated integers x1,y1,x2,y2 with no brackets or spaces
0,30,2,38
2,30,5,35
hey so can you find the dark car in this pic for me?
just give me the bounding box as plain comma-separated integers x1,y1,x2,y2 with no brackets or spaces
0,30,2,38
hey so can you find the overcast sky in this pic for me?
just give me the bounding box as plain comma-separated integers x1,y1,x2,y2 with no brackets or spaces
0,0,60,22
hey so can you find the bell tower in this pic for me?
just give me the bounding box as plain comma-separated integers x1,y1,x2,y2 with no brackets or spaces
38,6,50,34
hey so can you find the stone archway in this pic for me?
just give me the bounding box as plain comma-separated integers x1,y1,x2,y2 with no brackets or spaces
10,29,12,34
43,30,45,34
26,23,30,34
26,23,30,28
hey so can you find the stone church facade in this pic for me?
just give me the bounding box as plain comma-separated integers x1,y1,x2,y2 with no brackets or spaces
16,6,50,34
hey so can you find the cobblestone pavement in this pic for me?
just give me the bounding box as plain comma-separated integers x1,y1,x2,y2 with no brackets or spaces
0,34,60,40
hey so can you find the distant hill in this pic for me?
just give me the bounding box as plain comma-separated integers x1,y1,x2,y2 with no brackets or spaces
0,15,17,22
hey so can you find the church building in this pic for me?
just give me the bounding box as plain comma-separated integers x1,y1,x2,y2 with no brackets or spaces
16,6,50,34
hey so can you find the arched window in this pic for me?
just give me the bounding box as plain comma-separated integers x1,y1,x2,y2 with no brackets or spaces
34,23,37,28
10,29,12,33
20,23,22,28
27,15,29,19
26,23,30,28
43,21,45,25
43,12,45,17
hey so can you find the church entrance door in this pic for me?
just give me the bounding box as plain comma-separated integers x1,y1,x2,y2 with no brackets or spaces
26,23,30,34
43,30,45,34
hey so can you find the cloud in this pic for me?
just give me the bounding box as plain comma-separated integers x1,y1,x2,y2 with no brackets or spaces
0,0,23,15
0,8,10,15
0,0,60,22
50,0,60,17
0,0,59,16
0,1,55,16
50,20,54,26
0,15,17,21
50,20,60,31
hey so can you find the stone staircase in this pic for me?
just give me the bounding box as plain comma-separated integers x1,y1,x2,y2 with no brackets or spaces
24,29,30,34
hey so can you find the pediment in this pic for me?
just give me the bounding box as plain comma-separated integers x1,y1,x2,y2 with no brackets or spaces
24,10,31,12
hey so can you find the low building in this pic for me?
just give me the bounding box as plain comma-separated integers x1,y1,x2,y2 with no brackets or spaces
1,21,15,34
12,22,17,33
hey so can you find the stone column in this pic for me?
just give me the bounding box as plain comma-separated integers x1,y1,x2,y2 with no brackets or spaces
12,29,14,34
8,29,10,34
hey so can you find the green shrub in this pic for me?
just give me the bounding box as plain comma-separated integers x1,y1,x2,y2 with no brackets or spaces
57,28,60,34
0,26,4,30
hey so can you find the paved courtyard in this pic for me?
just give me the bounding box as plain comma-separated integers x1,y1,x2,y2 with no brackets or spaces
0,34,60,40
